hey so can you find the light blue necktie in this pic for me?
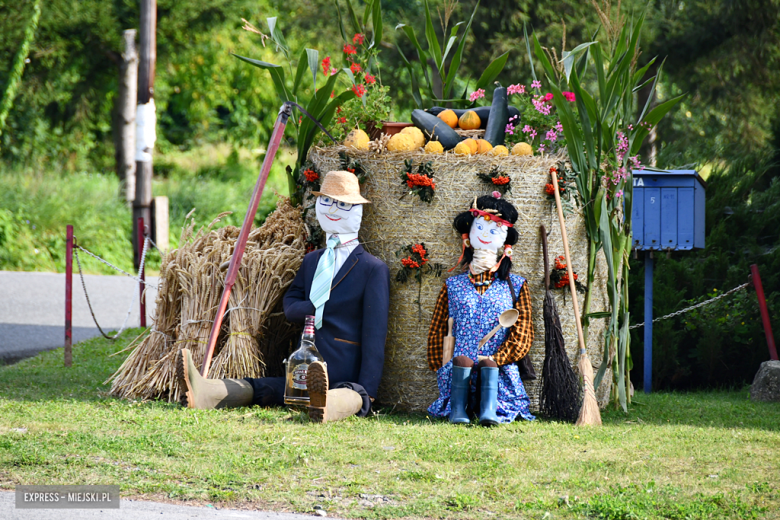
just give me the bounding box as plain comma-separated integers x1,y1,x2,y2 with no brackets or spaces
310,235,340,329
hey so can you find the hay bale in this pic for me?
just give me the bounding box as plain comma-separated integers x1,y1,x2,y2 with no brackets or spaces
310,146,612,412
108,198,307,401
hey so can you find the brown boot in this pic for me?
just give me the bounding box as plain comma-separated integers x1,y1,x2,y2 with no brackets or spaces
176,349,253,409
307,361,362,423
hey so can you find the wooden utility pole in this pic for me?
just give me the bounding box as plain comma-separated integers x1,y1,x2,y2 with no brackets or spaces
114,29,138,203
133,0,156,269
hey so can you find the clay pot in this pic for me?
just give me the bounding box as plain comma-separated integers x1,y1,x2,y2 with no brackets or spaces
366,121,413,140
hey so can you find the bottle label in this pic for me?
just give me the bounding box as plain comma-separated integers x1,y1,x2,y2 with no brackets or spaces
292,363,309,389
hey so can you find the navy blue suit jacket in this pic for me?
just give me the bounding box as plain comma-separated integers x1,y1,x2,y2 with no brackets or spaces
283,245,390,399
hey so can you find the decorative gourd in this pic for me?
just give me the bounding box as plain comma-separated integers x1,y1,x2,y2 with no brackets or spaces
387,133,416,152
453,141,472,155
490,145,509,157
462,138,478,155
476,139,493,154
484,84,508,146
427,106,522,129
458,111,481,130
343,128,370,150
400,126,426,149
437,110,459,129
411,109,461,150
424,141,444,154
512,142,534,156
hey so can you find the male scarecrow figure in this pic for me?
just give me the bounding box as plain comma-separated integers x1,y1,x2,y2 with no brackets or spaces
177,170,390,422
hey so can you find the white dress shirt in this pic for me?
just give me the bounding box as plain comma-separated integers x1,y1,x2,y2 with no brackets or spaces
326,232,359,281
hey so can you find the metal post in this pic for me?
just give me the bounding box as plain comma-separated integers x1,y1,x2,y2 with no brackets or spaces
137,217,147,328
750,264,778,361
644,252,654,393
65,225,73,367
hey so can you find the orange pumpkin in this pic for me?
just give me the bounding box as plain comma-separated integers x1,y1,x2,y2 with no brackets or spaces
458,111,481,130
438,109,459,129
463,138,479,154
476,139,493,154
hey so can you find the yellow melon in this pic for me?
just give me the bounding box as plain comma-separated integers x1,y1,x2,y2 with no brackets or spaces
476,139,493,154
343,128,370,150
512,142,534,156
458,111,481,130
438,109,459,129
386,133,416,152
400,126,425,149
424,140,444,154
453,141,472,155
490,145,509,157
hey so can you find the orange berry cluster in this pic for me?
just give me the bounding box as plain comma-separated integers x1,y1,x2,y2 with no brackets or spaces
406,173,436,189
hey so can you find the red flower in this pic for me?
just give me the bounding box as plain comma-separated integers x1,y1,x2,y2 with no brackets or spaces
543,92,554,102
350,62,362,74
321,56,331,75
352,33,365,45
562,91,576,102
336,117,347,124
303,169,319,182
352,84,366,98
343,44,357,55
336,106,342,114
364,74,376,85
330,90,335,98
491,176,510,185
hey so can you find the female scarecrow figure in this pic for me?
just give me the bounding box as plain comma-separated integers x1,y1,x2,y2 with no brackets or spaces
427,192,535,425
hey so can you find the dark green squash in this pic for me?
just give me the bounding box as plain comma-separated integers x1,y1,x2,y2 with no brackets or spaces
426,105,520,130
483,84,508,146
411,109,461,150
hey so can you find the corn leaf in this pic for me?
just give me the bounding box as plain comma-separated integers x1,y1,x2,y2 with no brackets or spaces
474,52,509,91
443,1,479,99
423,0,443,74
370,0,382,50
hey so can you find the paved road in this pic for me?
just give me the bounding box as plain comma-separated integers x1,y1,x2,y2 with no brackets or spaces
0,491,328,519
0,271,158,364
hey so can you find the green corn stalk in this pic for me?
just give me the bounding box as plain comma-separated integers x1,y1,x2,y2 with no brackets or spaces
529,11,684,411
395,0,508,108
0,0,41,142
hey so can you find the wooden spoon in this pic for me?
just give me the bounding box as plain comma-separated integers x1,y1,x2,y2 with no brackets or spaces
478,308,520,349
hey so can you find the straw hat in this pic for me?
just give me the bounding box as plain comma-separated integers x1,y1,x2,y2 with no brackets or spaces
311,170,371,204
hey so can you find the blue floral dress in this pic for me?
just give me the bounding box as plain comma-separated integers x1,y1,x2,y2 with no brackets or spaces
428,272,535,423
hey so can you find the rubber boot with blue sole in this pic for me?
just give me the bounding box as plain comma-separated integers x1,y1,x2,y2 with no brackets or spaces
478,366,500,426
449,365,472,424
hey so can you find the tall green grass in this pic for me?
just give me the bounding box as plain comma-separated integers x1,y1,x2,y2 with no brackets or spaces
0,145,291,274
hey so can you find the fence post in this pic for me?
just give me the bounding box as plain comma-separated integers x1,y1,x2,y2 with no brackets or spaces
65,225,73,367
750,264,778,361
137,217,147,328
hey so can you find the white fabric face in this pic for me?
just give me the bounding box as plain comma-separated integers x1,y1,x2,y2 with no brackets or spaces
315,195,363,235
469,215,508,253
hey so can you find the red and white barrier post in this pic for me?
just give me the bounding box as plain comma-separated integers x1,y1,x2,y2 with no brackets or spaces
750,264,778,361
65,225,73,367
137,217,147,328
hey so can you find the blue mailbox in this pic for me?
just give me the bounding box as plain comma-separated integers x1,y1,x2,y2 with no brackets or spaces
631,169,707,395
631,169,707,251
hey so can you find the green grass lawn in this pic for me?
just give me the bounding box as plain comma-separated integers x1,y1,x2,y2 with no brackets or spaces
1,331,778,519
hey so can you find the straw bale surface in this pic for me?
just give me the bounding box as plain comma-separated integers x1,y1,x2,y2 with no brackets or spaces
310,146,611,412
108,198,306,401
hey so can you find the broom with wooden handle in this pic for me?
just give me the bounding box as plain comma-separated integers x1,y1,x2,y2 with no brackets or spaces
550,168,602,426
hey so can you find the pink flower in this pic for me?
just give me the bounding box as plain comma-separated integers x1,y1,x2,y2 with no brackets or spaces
555,121,563,133
522,125,533,133
546,129,558,142
532,97,552,115
530,129,537,140
506,123,515,135
615,189,624,198
469,89,485,102
507,84,526,95
543,92,554,102
539,143,546,152
562,91,576,102
531,80,542,89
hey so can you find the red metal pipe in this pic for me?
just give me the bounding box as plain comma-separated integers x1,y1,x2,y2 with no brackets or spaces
65,225,73,367
200,103,292,377
750,264,778,361
138,217,147,328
